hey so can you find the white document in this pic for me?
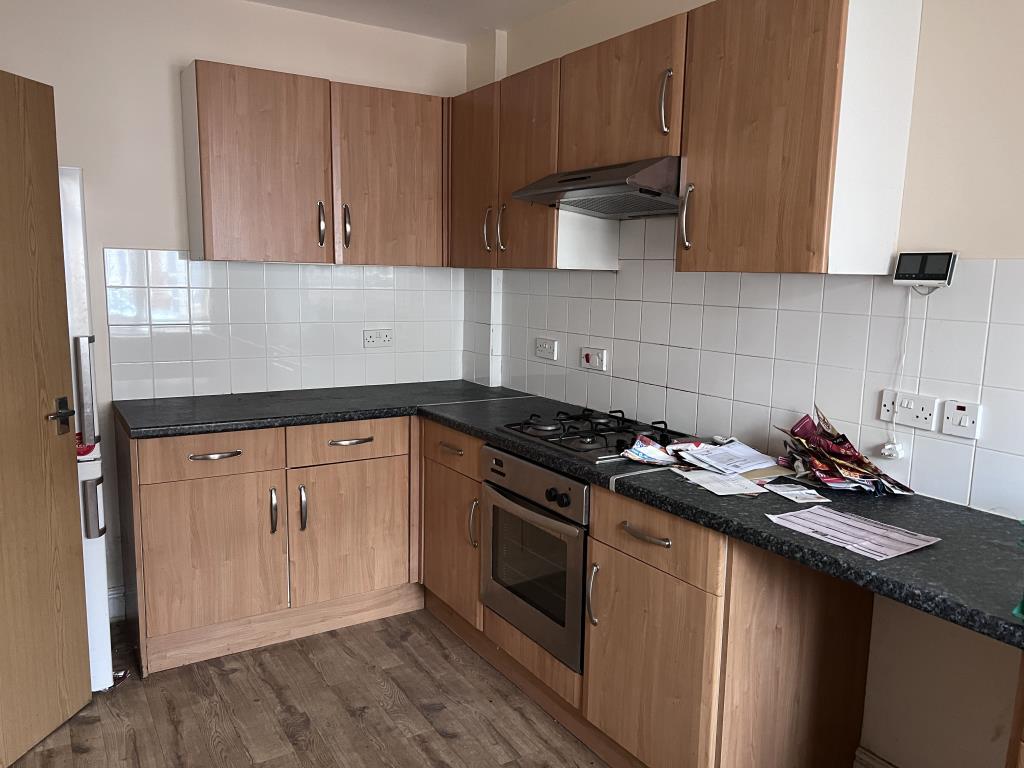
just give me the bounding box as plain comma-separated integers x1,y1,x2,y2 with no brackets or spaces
673,468,768,496
765,483,831,504
767,505,940,561
673,441,777,475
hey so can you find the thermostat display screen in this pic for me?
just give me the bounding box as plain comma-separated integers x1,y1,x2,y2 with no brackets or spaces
894,252,956,283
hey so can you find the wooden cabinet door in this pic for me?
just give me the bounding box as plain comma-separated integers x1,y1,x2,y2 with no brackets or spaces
584,539,722,768
192,61,333,263
288,457,409,607
140,470,288,636
497,61,559,270
449,83,499,269
422,459,483,629
332,83,443,266
677,0,845,273
558,15,686,171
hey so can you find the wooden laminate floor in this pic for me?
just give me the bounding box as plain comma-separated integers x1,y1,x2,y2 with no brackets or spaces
14,610,607,768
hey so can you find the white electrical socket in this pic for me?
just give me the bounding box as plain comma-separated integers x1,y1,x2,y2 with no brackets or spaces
363,328,393,348
580,346,608,371
941,400,982,439
535,337,559,361
880,388,939,430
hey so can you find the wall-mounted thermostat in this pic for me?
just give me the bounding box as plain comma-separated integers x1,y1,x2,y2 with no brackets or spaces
892,251,958,288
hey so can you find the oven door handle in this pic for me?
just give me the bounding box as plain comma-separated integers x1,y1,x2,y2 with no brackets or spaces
484,483,581,540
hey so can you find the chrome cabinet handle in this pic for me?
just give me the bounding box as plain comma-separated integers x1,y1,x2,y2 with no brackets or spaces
342,203,352,249
299,484,308,531
439,441,465,457
680,182,694,251
496,203,507,252
317,201,326,248
468,499,480,548
81,477,105,540
586,563,600,626
621,520,672,549
658,68,673,135
270,487,279,534
187,449,242,461
328,436,374,447
483,206,493,252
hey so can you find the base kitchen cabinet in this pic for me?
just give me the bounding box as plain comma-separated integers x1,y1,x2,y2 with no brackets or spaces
287,456,410,607
422,458,483,630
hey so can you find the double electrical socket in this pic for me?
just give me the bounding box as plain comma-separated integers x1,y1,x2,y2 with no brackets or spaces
363,328,393,348
879,389,940,431
535,337,559,361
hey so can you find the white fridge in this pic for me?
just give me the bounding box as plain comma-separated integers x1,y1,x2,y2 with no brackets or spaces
59,167,114,692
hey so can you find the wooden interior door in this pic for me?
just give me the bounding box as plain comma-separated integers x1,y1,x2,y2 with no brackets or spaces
497,60,560,270
449,83,499,268
583,538,722,768
139,470,289,636
677,0,845,273
558,14,687,171
422,459,483,629
195,60,333,263
0,69,91,768
288,457,410,607
332,83,443,266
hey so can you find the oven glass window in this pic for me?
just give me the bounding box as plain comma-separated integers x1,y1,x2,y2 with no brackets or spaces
492,505,568,626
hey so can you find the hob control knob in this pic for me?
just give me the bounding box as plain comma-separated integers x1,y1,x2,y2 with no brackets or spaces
557,493,571,508
545,487,559,502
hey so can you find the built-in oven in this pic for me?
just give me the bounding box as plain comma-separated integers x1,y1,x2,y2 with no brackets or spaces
479,446,589,673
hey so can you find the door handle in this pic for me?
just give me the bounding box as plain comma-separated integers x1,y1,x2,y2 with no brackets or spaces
187,450,242,461
621,520,672,548
328,436,374,447
680,182,694,251
270,487,279,534
45,396,75,435
658,67,674,135
342,203,352,249
73,336,97,445
586,563,600,626
496,203,507,252
81,477,105,539
317,201,326,248
483,206,493,252
299,484,308,531
468,499,480,548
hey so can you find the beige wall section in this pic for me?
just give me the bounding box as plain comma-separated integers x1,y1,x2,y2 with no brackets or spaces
0,0,465,598
861,598,1021,768
466,29,508,91
897,0,1024,259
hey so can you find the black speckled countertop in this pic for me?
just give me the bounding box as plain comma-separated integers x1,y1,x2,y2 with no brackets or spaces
113,385,1024,650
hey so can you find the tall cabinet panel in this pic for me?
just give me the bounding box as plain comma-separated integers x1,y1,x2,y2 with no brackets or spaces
332,83,443,266
183,60,333,262
449,83,499,269
496,61,560,270
558,15,687,171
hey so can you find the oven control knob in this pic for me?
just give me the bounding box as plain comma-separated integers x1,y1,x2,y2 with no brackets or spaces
557,493,571,508
545,487,559,502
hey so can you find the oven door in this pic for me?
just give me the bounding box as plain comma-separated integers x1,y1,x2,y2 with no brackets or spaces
480,481,585,673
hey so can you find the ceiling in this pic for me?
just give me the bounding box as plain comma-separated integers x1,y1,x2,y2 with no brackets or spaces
244,0,574,43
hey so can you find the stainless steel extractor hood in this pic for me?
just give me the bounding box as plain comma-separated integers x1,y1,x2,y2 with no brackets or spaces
512,156,681,220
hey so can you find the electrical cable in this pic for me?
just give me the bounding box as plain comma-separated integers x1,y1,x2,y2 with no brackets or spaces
889,287,913,444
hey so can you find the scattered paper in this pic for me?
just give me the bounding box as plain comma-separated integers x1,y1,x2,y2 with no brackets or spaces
621,435,678,465
672,441,777,475
767,505,940,560
765,483,831,504
673,468,768,496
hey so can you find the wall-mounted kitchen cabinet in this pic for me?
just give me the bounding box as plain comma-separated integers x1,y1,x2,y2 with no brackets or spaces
558,15,687,171
677,0,921,274
181,61,334,263
332,83,443,266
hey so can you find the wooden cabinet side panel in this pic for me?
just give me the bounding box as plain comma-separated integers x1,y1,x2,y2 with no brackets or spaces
449,83,499,269
195,60,333,263
678,0,846,274
717,541,872,767
558,15,687,171
497,60,559,270
422,459,483,629
288,457,410,607
583,539,722,768
332,83,443,266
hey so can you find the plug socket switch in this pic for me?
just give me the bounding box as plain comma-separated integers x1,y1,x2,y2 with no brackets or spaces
941,400,981,439
580,347,608,371
880,388,939,431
